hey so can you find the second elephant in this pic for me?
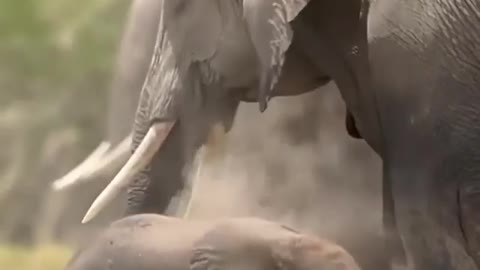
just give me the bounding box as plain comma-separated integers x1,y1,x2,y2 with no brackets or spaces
63,214,361,270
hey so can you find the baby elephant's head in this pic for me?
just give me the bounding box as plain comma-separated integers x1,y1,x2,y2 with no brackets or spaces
271,235,362,270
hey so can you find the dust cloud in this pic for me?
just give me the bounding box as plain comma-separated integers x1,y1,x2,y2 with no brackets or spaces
167,83,384,268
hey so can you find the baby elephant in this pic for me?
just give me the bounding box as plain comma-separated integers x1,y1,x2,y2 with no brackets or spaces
64,214,361,270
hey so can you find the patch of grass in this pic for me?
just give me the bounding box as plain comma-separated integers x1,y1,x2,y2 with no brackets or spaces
0,244,73,270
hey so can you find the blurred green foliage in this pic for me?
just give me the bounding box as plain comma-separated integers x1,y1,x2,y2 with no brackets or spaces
0,0,131,246
0,244,72,270
0,0,128,129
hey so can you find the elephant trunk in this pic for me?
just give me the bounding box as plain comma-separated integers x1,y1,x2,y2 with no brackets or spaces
126,121,187,216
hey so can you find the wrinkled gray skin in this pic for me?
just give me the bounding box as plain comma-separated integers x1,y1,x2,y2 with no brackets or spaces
63,214,361,270
335,1,480,270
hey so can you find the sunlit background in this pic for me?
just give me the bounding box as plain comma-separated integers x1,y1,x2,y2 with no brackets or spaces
0,0,382,269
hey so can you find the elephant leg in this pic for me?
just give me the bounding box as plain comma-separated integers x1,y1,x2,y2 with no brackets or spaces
388,165,478,270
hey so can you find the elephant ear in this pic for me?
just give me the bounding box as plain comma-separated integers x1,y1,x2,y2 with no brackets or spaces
243,0,310,112
163,0,222,63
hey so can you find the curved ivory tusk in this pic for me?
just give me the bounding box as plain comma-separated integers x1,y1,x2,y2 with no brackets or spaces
51,135,132,191
82,134,132,180
51,141,111,191
82,121,175,223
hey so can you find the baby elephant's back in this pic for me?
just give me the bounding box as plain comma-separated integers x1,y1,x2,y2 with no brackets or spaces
191,217,363,270
64,214,212,270
190,217,300,270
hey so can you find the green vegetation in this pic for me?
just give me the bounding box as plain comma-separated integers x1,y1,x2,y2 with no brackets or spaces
0,244,73,270
0,0,130,250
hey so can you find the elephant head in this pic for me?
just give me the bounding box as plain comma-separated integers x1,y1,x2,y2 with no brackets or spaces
81,0,373,223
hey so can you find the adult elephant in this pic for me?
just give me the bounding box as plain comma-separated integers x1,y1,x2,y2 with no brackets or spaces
74,0,480,269
63,214,361,270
